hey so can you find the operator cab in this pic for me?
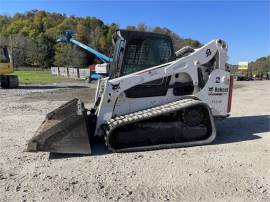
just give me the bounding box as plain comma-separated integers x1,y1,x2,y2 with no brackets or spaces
109,30,176,98
110,30,175,78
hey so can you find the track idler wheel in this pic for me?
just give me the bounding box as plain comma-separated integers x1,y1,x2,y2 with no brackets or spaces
182,106,205,127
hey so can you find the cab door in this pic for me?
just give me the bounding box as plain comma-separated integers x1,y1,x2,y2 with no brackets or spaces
121,37,174,98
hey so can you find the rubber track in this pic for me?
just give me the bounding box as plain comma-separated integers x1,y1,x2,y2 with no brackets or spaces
105,98,216,152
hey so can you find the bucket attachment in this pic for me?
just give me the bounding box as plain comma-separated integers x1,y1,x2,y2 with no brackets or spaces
26,98,92,154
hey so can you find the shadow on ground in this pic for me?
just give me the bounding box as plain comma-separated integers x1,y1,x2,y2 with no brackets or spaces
214,115,269,144
48,141,110,160
19,85,89,90
49,115,269,159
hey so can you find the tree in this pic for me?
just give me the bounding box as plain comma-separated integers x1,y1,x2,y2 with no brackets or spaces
26,34,55,67
137,23,148,31
9,34,33,67
249,56,270,74
106,23,119,55
54,43,87,67
0,10,204,69
126,25,136,31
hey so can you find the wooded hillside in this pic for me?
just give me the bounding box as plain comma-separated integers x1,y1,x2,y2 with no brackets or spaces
230,56,270,75
248,56,270,74
0,10,202,68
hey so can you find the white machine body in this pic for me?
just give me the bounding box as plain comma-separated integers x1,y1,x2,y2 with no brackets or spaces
93,39,233,136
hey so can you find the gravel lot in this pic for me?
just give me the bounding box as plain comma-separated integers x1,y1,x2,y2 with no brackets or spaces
0,81,269,202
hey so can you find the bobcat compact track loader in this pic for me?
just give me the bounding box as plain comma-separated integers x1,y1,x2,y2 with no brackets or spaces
27,30,233,154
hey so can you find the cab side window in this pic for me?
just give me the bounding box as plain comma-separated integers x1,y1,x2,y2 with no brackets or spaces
0,47,10,63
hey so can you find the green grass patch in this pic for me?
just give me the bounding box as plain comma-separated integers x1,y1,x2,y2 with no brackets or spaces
12,70,82,84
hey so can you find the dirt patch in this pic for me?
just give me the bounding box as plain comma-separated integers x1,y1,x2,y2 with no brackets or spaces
21,88,96,104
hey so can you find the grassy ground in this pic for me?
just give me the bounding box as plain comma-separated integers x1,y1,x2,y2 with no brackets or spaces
12,70,82,84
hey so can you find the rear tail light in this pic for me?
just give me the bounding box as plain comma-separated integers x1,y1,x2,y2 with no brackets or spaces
227,75,233,113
